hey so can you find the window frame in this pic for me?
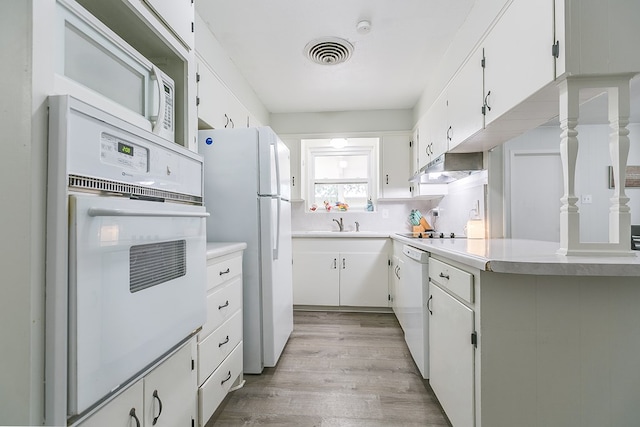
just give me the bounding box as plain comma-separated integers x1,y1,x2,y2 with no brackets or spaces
302,138,379,212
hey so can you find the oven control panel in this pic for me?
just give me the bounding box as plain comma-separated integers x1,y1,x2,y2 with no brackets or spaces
100,133,149,173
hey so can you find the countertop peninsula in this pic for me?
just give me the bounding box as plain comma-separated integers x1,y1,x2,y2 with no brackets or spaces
293,231,640,276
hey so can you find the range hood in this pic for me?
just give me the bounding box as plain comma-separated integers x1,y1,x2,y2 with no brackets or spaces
411,152,484,184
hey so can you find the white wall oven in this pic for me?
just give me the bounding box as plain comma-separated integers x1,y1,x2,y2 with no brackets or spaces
45,95,207,425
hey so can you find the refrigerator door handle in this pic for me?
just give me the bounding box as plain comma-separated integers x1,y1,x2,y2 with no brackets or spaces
272,139,281,196
273,197,281,260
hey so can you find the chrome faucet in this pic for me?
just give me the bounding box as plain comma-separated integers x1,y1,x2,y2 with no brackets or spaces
333,217,344,231
355,221,360,232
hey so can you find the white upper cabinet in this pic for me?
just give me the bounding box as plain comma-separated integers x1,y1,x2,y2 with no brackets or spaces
418,94,448,171
481,0,555,127
143,0,194,50
196,57,227,129
447,47,485,152
281,138,301,201
196,56,250,131
380,134,412,199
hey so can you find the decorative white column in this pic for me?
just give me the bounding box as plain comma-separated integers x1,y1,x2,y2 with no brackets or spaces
557,74,636,256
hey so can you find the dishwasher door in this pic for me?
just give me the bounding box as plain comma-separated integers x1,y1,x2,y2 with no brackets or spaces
400,245,429,379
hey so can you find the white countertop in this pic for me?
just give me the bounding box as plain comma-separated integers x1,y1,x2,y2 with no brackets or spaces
392,235,640,276
206,242,247,259
292,231,393,238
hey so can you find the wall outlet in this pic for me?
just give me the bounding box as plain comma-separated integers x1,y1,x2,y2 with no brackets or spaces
581,194,593,204
382,209,389,219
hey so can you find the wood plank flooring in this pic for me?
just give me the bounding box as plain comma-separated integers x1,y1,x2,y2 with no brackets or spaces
208,310,451,426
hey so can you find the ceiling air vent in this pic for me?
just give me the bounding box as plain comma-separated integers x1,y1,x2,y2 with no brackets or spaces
305,37,354,65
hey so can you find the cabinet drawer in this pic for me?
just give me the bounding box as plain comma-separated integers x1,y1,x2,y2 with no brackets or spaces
198,342,243,426
429,258,473,303
206,254,242,291
200,277,242,337
197,310,242,385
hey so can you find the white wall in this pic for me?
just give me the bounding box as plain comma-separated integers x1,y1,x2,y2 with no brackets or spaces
504,123,640,242
431,172,488,237
291,199,438,233
270,109,413,135
1,1,51,424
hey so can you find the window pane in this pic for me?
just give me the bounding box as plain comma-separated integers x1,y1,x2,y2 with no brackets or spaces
313,183,368,210
313,184,338,206
314,155,368,180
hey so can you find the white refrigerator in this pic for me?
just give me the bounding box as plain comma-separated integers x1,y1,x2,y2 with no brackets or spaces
198,127,293,374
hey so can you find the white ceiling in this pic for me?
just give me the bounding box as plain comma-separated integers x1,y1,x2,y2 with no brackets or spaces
195,0,476,114
195,1,640,122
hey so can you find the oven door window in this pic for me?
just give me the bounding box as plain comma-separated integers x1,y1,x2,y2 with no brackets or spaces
130,240,186,292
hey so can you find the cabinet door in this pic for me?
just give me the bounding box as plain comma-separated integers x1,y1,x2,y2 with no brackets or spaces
380,134,412,199
429,283,475,427
417,116,431,170
292,252,340,305
430,94,449,159
142,0,194,49
389,254,402,310
339,252,389,307
410,129,420,177
282,138,301,200
196,59,227,129
79,380,144,427
447,47,485,151
144,339,197,427
482,0,555,126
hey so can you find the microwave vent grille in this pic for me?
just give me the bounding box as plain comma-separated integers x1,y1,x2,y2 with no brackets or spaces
129,240,186,293
69,174,202,205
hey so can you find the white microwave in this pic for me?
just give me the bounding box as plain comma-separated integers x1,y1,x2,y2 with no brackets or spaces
54,0,175,142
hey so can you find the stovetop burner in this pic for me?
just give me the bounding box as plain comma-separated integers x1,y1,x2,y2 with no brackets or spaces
397,231,463,239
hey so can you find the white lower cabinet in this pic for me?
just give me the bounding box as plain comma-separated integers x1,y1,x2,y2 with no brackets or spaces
292,251,340,305
198,341,243,424
429,282,474,427
198,245,245,426
79,338,197,427
293,238,390,307
428,257,476,427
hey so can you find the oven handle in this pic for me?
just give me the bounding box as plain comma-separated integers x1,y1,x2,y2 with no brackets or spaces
87,208,210,218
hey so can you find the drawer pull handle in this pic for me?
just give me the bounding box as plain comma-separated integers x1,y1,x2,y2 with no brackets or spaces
427,295,433,315
219,268,230,276
439,272,450,280
218,335,230,347
221,370,232,385
151,390,163,425
218,300,230,310
129,408,141,427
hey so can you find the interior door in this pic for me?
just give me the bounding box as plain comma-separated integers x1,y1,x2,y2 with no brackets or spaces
509,150,562,241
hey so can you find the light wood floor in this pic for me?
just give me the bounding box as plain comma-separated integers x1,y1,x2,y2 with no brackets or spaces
208,310,451,426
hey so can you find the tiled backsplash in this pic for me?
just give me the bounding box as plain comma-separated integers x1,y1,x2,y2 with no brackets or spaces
291,172,487,235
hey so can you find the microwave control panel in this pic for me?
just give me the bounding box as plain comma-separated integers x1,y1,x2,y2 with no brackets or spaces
100,133,149,173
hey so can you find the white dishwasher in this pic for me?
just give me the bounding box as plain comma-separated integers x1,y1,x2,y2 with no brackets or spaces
399,245,429,379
